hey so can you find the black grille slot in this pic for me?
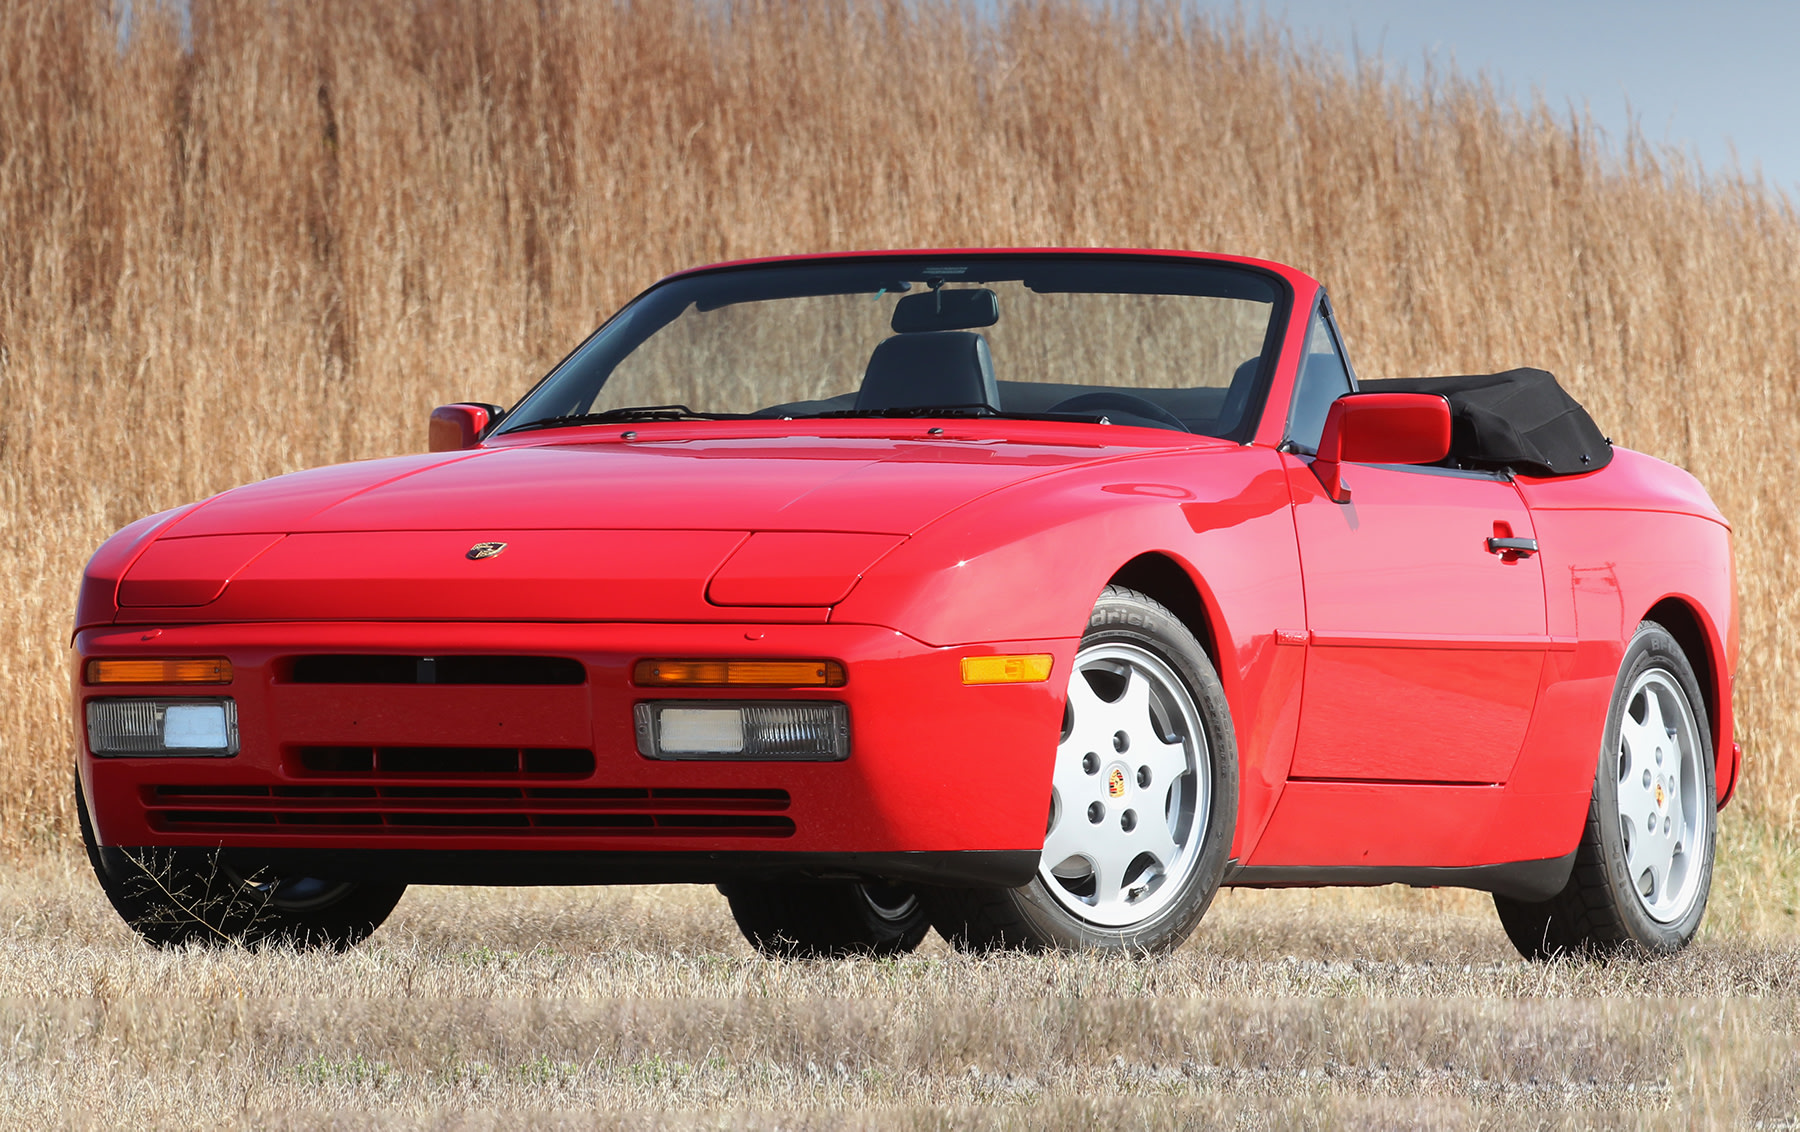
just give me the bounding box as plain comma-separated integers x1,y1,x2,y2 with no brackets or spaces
300,747,376,773
378,748,518,775
296,746,597,778
386,812,532,828
524,748,593,775
146,784,794,838
288,655,585,685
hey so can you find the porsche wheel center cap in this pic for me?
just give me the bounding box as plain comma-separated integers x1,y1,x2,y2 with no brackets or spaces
1107,766,1128,799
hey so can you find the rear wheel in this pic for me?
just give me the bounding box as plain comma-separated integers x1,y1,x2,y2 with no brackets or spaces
77,772,405,951
721,879,930,957
1494,621,1715,960
924,586,1237,953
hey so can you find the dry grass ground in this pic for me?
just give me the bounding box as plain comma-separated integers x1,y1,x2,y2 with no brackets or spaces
3,848,1798,1128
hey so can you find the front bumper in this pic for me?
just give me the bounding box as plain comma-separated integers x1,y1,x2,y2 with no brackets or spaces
76,620,1071,883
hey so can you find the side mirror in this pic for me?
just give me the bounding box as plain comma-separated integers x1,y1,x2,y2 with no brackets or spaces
1313,393,1451,503
429,403,505,452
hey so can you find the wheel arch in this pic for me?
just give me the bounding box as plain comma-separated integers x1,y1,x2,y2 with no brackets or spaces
1106,552,1221,673
1641,595,1731,800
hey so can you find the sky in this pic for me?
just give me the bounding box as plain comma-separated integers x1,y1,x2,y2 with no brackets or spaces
1189,0,1800,197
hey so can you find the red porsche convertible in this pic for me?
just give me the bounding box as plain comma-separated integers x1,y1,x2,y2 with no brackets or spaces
72,249,1737,959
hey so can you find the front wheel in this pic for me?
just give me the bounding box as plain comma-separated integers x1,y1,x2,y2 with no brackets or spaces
1494,621,1716,960
925,586,1237,953
721,879,930,957
77,772,405,951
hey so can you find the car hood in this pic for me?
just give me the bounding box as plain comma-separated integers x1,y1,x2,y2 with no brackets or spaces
169,434,1154,538
108,432,1215,623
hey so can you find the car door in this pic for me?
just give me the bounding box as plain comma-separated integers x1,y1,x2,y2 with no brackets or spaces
1282,303,1549,784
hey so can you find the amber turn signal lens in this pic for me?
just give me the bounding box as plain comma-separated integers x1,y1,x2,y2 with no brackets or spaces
633,659,847,688
85,658,234,685
961,654,1054,685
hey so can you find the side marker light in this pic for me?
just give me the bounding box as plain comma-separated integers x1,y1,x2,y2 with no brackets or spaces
961,654,1054,685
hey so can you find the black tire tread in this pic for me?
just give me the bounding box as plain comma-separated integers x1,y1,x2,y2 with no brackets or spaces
922,883,1045,952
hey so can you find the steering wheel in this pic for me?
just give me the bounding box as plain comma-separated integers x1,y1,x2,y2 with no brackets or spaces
1046,391,1189,432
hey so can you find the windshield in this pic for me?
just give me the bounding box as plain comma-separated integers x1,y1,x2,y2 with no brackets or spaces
500,255,1286,438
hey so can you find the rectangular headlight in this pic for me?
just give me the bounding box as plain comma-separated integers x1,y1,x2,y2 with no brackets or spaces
86,698,239,756
634,702,849,761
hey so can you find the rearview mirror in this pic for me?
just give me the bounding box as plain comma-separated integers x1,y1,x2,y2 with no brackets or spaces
429,403,505,452
891,288,999,333
1313,393,1451,503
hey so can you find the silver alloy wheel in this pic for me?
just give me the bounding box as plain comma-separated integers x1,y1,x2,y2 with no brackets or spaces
1041,641,1206,928
1614,667,1707,923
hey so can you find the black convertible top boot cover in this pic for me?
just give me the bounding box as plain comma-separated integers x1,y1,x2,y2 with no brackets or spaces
1361,368,1612,476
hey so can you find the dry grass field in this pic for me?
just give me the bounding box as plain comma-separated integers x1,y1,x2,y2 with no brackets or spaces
1,855,1796,1128
5,0,1800,1124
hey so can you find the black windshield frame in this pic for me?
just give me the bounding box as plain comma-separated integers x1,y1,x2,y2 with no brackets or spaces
496,252,1295,444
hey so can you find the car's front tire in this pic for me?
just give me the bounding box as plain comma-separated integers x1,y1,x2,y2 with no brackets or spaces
924,585,1237,953
77,772,405,951
1494,621,1716,960
720,879,930,957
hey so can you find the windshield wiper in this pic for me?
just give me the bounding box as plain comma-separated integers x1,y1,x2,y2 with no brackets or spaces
505,405,744,432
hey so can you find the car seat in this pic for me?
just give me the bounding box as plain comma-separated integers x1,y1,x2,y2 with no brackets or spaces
855,331,1000,413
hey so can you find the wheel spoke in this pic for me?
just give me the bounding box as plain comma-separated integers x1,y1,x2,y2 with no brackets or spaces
1052,735,1097,800
1065,669,1110,726
1113,667,1155,732
1084,822,1135,911
1138,733,1189,793
1041,803,1086,873
1134,812,1181,872
1617,716,1651,781
1615,756,1655,818
1640,690,1669,749
1645,826,1676,901
1623,819,1656,893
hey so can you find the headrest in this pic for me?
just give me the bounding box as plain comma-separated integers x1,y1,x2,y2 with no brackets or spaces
856,331,999,413
1217,355,1261,430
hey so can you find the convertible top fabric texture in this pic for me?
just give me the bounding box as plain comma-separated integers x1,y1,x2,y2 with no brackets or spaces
1360,369,1611,476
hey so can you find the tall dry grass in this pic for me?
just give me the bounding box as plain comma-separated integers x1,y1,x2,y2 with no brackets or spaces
3,0,1799,857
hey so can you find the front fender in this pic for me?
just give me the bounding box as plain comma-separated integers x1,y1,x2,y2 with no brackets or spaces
833,444,1309,862
834,446,1298,649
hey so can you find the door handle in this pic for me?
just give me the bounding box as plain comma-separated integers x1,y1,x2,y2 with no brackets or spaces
1487,536,1539,557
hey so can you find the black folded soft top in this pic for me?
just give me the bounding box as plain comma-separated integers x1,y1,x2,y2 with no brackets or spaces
1360,368,1611,476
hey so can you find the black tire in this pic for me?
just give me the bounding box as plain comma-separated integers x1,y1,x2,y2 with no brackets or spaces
720,879,930,957
1494,621,1716,960
76,770,406,951
923,585,1237,953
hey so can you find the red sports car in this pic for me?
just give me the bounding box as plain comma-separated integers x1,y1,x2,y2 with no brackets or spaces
72,249,1737,959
